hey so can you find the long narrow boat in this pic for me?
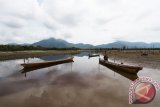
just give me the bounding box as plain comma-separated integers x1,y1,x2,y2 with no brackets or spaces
20,60,74,73
99,59,143,74
100,63,138,81
21,57,74,69
88,54,100,58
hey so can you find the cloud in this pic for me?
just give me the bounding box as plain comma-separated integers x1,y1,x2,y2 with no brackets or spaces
1,16,25,28
97,15,122,25
135,11,153,21
0,0,160,45
151,27,160,31
58,14,81,27
37,0,44,5
43,18,59,30
63,33,72,39
2,21,22,28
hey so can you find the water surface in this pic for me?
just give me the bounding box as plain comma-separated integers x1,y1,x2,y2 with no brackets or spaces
0,52,160,107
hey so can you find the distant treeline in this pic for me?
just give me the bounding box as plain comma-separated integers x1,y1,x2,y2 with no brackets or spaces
0,45,160,51
0,45,80,51
89,48,160,50
0,45,44,51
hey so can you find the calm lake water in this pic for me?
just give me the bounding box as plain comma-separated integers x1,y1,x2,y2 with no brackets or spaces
0,52,160,107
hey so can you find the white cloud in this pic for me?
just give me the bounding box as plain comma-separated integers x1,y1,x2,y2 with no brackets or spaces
0,0,160,45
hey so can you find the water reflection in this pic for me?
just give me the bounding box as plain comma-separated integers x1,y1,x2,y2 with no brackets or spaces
74,52,89,57
38,54,70,61
0,52,160,107
21,61,74,78
20,58,74,72
38,52,90,61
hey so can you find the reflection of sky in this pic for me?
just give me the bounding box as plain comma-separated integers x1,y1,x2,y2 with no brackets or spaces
38,54,70,61
0,60,21,77
0,53,160,107
74,52,89,57
72,56,100,73
0,53,160,82
0,58,43,77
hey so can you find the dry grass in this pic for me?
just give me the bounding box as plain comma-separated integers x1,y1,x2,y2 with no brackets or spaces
0,50,80,61
103,50,160,59
100,50,160,68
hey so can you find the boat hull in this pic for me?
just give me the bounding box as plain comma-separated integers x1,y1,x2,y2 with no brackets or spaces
99,59,142,74
21,57,74,69
88,54,99,58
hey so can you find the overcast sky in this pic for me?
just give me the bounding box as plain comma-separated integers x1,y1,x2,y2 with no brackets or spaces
0,0,160,45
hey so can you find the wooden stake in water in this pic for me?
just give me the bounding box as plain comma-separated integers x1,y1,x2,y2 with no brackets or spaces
71,62,73,72
114,52,116,63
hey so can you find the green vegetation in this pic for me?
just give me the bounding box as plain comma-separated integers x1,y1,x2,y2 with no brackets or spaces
88,48,160,51
0,45,44,51
0,44,160,52
0,45,80,51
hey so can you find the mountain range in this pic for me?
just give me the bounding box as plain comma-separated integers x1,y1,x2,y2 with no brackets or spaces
96,41,160,48
8,37,160,49
32,38,94,49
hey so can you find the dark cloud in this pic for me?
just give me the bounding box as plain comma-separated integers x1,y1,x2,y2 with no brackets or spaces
151,27,160,31
113,37,125,42
63,33,72,39
96,0,118,5
2,21,23,28
97,18,113,25
37,0,44,5
135,11,152,21
58,14,80,27
44,22,56,30
97,15,121,25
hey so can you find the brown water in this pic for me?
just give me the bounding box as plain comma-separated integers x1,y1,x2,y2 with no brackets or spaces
0,52,160,107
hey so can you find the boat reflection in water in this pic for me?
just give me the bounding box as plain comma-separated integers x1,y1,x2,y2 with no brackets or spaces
20,57,74,77
99,60,138,81
88,54,100,59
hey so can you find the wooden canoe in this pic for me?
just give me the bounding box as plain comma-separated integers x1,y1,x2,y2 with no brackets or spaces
100,63,138,81
99,59,143,74
88,54,100,58
21,57,74,69
20,60,74,73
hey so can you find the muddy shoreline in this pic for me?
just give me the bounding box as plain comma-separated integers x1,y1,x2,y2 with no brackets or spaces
0,50,82,61
1,50,160,69
100,50,160,69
